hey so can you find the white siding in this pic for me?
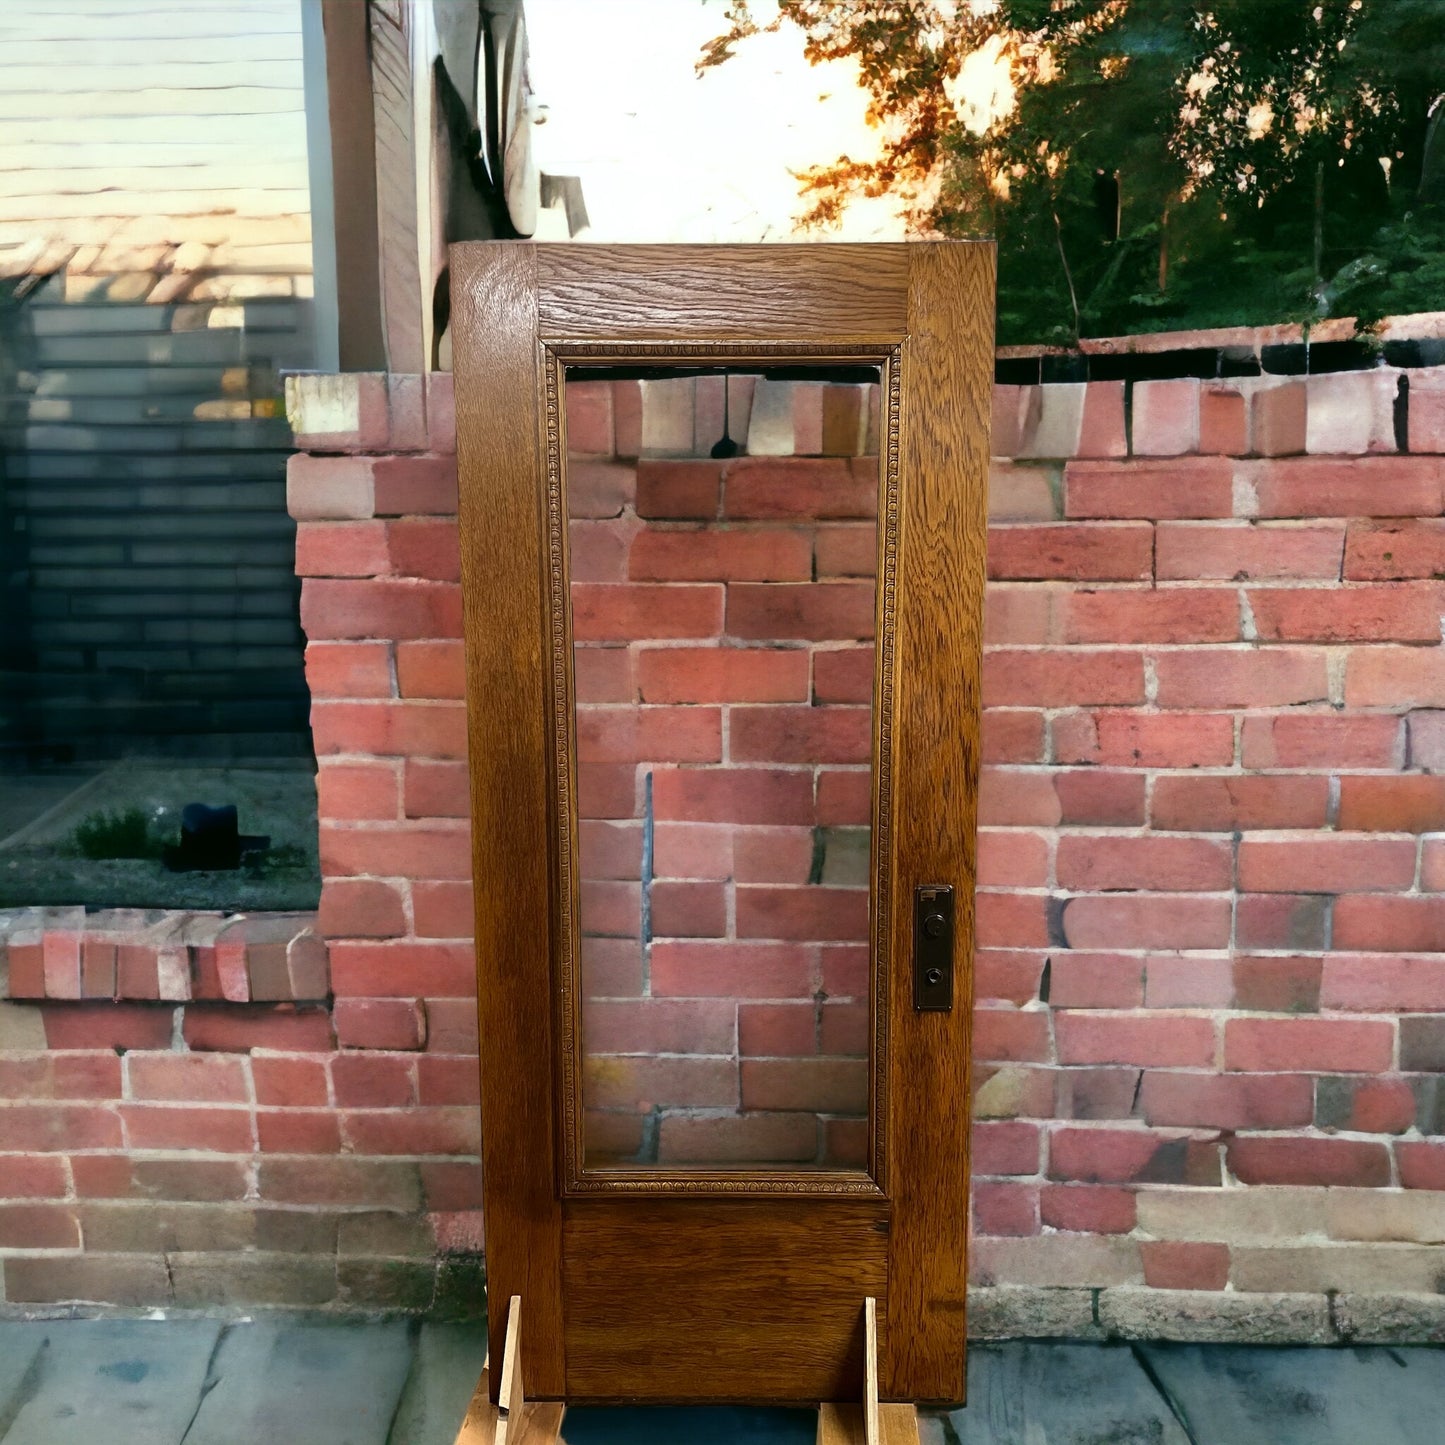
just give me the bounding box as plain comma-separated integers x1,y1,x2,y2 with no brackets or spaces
0,0,313,297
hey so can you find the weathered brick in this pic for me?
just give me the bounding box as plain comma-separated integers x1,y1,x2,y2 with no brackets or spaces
1156,521,1345,581
1052,710,1234,768
1055,1013,1216,1068
1224,1017,1394,1073
983,650,1145,707
1338,776,1445,832
1139,1071,1314,1130
628,528,813,582
1056,588,1237,644
1237,836,1416,894
571,583,723,642
1243,456,1442,518
1060,895,1231,951
1152,649,1329,708
986,523,1153,581
1248,582,1445,643
1226,1137,1390,1188
1344,519,1445,580
1056,835,1231,892
1151,775,1329,831
1241,713,1402,770
1066,457,1231,518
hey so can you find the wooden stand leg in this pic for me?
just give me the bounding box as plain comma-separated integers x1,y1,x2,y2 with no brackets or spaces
816,1299,921,1445
455,1297,566,1445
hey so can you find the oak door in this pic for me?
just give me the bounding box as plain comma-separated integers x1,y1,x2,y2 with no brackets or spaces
452,242,993,1406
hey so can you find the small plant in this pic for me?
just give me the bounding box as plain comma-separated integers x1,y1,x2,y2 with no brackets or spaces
72,806,165,861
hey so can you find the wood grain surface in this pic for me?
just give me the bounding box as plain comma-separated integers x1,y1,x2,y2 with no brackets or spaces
452,242,567,1397
536,245,910,342
561,1199,888,1403
880,244,993,1405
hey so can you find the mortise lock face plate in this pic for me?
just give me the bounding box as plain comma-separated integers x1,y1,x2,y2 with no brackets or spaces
913,884,955,1012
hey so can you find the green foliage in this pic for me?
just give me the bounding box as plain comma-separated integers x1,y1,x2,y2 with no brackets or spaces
701,0,1445,345
71,807,165,861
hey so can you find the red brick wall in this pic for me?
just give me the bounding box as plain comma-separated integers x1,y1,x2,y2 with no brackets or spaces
5,359,1445,1336
569,375,878,1169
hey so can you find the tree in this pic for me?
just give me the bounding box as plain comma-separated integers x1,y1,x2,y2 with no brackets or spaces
699,1,1445,345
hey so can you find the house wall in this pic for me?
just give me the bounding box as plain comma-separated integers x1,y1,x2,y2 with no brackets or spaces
4,357,1445,1339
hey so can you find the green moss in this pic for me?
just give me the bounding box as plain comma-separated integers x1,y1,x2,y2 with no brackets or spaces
71,806,165,861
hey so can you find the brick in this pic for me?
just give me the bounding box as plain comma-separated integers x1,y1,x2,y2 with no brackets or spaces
973,1120,1042,1175
1250,378,1307,456
984,585,1053,647
1237,836,1416,893
973,1008,1053,1063
1398,1142,1445,1190
1053,1067,1137,1119
577,763,638,818
1134,1186,1327,1243
983,650,1145,707
729,705,870,764
182,1005,333,1054
568,460,635,519
976,892,1051,948
70,1157,249,1202
579,878,641,936
1348,647,1445,707
126,1052,248,1103
978,769,1061,826
404,759,470,820
1151,775,1330,831
732,827,814,885
636,646,808,704
1344,519,1445,580
1326,1187,1445,1242
257,1110,342,1153
1321,954,1445,1012
977,829,1051,889
305,640,393,699
579,819,643,881
571,583,722,642
420,1160,483,1211
334,997,428,1050
1244,456,1442,518
328,941,475,998
1051,710,1234,767
972,1182,1040,1236
723,457,876,520
1153,648,1328,708
657,1112,820,1164
628,529,813,582
287,454,374,521
121,1104,252,1151
565,379,613,454
987,461,1058,522
1412,711,1445,769
585,1056,737,1112
815,524,878,577
969,1234,1140,1289
295,520,389,578
727,582,874,642
370,455,458,516
1249,582,1445,642
396,640,464,699
569,518,638,583
1241,713,1401,769
417,1054,481,1106
974,1061,1053,1117
1227,1137,1390,1188
1139,1071,1314,1129
632,460,717,519
1056,1013,1215,1068
316,760,400,821
574,646,634,704
1040,1184,1136,1234
650,880,727,938
1316,1076,1417,1134
1232,955,1322,1013
3,1255,171,1307
982,709,1046,764
650,942,813,999
0,1053,122,1100
1400,1016,1445,1071
1235,894,1329,950
652,823,732,880
1048,1126,1215,1185
332,1053,415,1108
322,822,470,881
1131,380,1201,458
341,1105,480,1156
1057,587,1236,644
813,647,874,704
735,886,869,942
576,706,722,764
0,1155,68,1199
1080,382,1128,458
301,577,461,641
1199,385,1248,456
1141,1241,1229,1290
258,1156,421,1210
411,879,473,939
1339,775,1445,832
1156,521,1345,581
1305,369,1400,455
986,523,1153,581
252,1056,329,1108
736,1001,818,1057
1057,835,1231,892
588,998,735,1056
1066,457,1232,518
652,767,813,824
1046,954,1143,1009
1224,1017,1393,1073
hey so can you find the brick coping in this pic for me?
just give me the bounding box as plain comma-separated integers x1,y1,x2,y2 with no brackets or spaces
0,906,326,1005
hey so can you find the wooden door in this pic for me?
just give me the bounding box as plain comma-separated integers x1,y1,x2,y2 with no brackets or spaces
451,242,993,1407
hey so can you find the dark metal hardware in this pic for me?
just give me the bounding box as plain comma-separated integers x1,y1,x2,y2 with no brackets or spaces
913,884,954,1011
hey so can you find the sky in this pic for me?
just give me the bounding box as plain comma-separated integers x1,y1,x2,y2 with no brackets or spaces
525,0,909,242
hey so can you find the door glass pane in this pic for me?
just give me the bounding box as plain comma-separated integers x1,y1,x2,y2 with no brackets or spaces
566,365,882,1171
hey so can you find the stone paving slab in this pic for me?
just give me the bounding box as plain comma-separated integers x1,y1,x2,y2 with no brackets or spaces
0,1318,222,1445
185,1319,415,1445
926,1340,1192,1445
386,1322,488,1445
1138,1342,1445,1445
